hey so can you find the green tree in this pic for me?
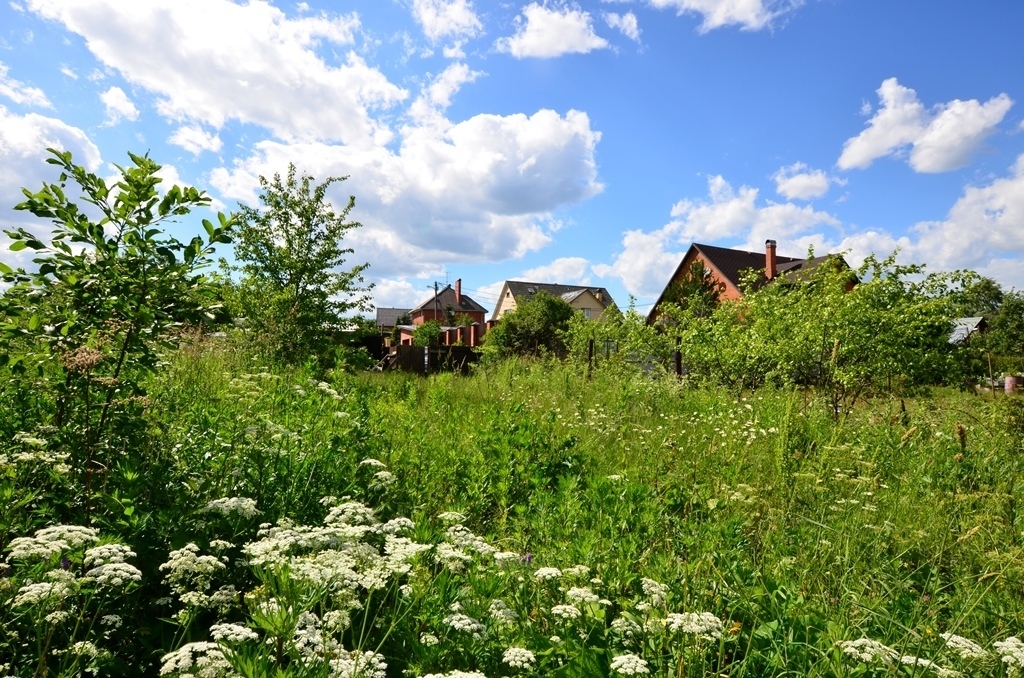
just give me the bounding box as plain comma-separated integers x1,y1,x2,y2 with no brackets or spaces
232,164,371,364
661,259,722,318
413,319,442,347
0,148,232,525
485,291,576,357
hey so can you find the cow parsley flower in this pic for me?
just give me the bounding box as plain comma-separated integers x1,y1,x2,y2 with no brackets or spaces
159,641,232,676
494,551,519,567
14,581,72,606
995,637,1024,669
84,543,135,567
160,543,226,595
437,511,467,523
329,650,387,678
87,562,143,588
359,458,387,469
566,586,599,604
446,525,496,557
445,613,485,635
488,598,519,626
563,564,591,578
534,567,562,580
665,612,724,640
381,517,415,534
612,616,643,639
422,672,487,678
420,633,440,646
551,604,582,621
372,471,397,488
610,653,650,675
204,497,260,519
838,638,898,664
7,525,99,561
640,578,668,607
210,623,260,643
325,501,377,526
503,647,536,669
941,633,987,660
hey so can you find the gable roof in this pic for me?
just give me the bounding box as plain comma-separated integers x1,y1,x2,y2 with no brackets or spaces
375,307,411,328
950,316,987,344
504,281,616,308
411,285,488,315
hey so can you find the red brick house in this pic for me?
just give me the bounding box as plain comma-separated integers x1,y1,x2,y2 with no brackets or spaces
394,279,490,347
647,240,851,324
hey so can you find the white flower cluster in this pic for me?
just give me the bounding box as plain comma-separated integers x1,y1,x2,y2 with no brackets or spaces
329,650,387,678
640,578,668,607
204,497,261,519
566,586,599,604
437,511,467,523
14,580,74,607
502,647,536,669
420,633,440,646
325,502,377,527
493,551,519,567
664,612,723,640
941,633,987,660
159,641,234,677
550,604,582,621
445,525,496,558
7,525,99,561
563,564,590,578
995,637,1024,669
421,672,487,678
612,616,643,639
610,653,650,675
84,543,136,567
488,598,519,626
534,567,562,581
209,623,260,643
359,458,387,468
444,613,485,635
87,562,142,588
160,543,226,600
837,638,899,663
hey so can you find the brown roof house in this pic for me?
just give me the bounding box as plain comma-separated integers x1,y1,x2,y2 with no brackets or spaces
490,281,617,322
393,279,490,347
647,239,852,324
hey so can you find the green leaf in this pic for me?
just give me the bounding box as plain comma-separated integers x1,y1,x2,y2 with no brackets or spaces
9,240,27,252
27,315,40,331
0,262,12,274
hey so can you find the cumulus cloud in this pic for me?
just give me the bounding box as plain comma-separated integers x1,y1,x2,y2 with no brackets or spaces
209,108,603,281
26,0,403,146
0,106,102,267
99,85,138,125
411,0,482,42
495,3,609,59
407,61,484,125
594,174,839,296
0,61,51,107
838,78,1013,173
604,11,641,42
645,0,799,33
168,124,223,156
772,162,837,200
521,256,592,284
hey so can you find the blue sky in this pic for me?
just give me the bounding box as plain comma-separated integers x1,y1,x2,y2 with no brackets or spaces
1,0,1022,316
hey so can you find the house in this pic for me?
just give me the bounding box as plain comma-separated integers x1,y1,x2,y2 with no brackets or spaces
647,239,852,324
375,307,411,333
490,281,616,322
392,279,490,347
949,316,987,344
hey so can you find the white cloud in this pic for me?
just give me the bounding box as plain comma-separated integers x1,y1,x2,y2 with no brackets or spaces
369,277,434,309
168,124,223,156
99,85,138,125
595,174,839,296
209,108,603,281
838,78,1013,173
604,11,641,42
772,162,836,200
27,0,404,146
646,0,798,33
407,61,483,125
0,61,52,107
0,105,101,267
495,3,609,59
442,41,466,59
521,256,592,283
411,0,482,42
60,65,78,79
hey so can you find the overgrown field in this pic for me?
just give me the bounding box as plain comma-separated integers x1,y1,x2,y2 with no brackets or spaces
3,334,1024,677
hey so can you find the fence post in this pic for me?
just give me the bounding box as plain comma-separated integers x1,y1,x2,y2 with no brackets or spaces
587,338,595,379
674,336,682,378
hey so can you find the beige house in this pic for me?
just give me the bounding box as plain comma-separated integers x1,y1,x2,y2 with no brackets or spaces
490,281,616,322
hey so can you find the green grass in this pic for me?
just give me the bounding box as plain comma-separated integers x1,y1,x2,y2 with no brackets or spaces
3,333,1023,676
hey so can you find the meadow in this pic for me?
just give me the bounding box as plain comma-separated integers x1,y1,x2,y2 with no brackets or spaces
4,331,1023,677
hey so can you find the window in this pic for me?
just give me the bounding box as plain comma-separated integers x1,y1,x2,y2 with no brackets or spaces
583,308,591,319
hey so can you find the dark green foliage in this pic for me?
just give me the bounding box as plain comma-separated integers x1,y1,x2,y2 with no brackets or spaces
413,319,442,347
231,164,371,365
661,258,721,318
485,291,576,357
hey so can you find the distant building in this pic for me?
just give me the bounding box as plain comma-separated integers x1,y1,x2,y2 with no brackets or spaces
393,279,490,347
375,307,411,333
490,281,616,322
950,316,987,344
648,239,852,324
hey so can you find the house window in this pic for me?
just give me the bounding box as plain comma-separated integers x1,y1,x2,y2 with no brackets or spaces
583,308,591,319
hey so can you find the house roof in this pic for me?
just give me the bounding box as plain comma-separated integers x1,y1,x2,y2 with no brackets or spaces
504,281,616,308
375,307,411,328
647,242,849,323
411,285,489,315
950,316,987,344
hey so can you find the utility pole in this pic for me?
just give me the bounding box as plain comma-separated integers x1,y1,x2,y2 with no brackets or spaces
434,281,439,323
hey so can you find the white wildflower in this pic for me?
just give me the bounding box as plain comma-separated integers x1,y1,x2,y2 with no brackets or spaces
640,578,668,607
488,599,519,626
381,517,415,534
437,511,466,523
87,562,142,588
549,635,562,644
14,581,72,606
84,543,135,567
63,641,100,657
838,638,898,664
551,604,582,621
6,525,99,561
563,564,591,578
45,610,71,624
612,616,643,639
995,637,1024,669
444,613,485,634
329,650,387,678
434,543,473,572
422,672,487,678
503,647,536,669
325,501,377,526
420,633,440,646
101,614,122,628
160,543,226,595
494,551,519,567
209,540,234,552
323,610,351,633
359,458,387,468
446,525,496,557
941,633,987,660
210,623,259,643
204,497,260,519
372,471,397,488
610,653,650,675
665,612,723,640
566,587,599,604
159,642,233,676
534,567,562,581
898,655,960,677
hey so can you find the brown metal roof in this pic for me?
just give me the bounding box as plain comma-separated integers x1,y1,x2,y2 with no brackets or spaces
411,285,489,315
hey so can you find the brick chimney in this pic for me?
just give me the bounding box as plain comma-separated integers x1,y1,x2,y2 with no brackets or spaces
455,278,462,306
765,239,777,280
